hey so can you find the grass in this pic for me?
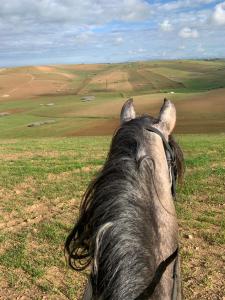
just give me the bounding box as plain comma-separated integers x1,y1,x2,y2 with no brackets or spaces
0,134,224,299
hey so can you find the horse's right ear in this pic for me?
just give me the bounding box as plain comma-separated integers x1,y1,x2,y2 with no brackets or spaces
120,98,136,124
157,98,176,136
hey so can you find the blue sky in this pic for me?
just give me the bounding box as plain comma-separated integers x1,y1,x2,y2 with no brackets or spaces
0,0,225,67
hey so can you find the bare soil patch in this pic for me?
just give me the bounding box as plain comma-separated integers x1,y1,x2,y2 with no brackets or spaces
36,66,57,73
47,171,72,182
7,108,25,114
175,88,225,133
67,119,119,136
14,177,36,195
176,88,225,113
0,197,75,234
0,74,32,98
36,66,76,79
90,70,132,91
18,79,65,98
0,150,61,161
0,68,73,101
180,233,225,299
0,268,44,300
59,64,108,71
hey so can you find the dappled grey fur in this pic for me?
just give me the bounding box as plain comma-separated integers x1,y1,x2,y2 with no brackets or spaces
65,115,184,300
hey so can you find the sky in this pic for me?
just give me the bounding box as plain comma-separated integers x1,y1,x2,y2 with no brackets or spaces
0,0,225,67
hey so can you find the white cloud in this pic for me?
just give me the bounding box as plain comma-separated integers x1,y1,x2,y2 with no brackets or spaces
74,31,94,44
137,48,146,53
0,0,152,25
114,37,124,44
160,20,173,32
179,27,199,38
197,43,206,53
212,2,225,25
158,1,183,11
155,0,217,11
128,48,147,55
1,0,225,66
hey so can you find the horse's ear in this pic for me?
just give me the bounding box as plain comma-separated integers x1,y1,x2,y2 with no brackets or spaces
157,98,176,135
120,98,136,124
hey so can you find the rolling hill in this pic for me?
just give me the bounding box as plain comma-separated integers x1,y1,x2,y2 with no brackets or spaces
0,59,225,138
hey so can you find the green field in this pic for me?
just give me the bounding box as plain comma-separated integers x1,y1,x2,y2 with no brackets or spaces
0,60,225,299
0,135,224,299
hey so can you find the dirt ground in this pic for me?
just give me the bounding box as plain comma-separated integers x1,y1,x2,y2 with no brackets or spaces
90,69,133,91
175,88,225,133
57,64,108,71
0,67,73,100
35,66,76,79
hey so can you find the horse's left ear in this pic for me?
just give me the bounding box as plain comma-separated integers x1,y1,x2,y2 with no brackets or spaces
120,98,136,124
157,98,176,135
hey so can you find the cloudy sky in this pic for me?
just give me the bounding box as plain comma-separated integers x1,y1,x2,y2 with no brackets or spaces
0,0,225,67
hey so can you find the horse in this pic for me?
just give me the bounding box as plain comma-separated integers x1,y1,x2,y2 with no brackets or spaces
65,98,184,300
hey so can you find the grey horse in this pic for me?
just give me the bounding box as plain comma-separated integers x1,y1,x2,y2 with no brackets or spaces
65,99,184,300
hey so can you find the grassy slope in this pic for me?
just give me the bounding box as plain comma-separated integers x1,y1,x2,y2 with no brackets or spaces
0,135,224,299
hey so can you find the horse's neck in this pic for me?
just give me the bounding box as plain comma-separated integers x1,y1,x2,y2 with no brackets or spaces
145,135,179,300
83,135,179,300
148,134,175,210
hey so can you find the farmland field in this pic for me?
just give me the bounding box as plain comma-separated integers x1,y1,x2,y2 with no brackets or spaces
0,60,225,299
0,135,224,299
0,59,225,138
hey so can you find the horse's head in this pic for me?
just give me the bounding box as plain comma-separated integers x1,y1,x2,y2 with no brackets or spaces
66,98,184,300
120,98,176,139
119,98,184,202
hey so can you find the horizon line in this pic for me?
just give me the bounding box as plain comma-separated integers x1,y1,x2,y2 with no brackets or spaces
1,57,225,69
